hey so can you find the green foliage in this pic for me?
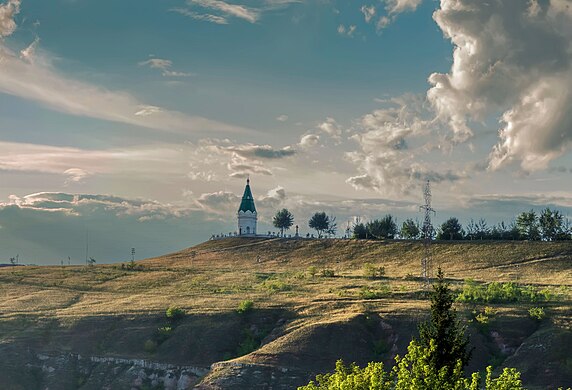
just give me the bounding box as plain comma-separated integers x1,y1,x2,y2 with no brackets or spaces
298,340,525,390
144,339,158,353
400,219,420,239
418,268,471,374
359,285,390,299
437,217,464,240
309,212,337,238
165,306,185,321
236,329,259,356
307,266,318,277
321,268,335,277
363,263,386,279
258,279,292,293
156,326,173,343
516,210,540,240
366,215,398,239
353,222,368,239
528,306,546,320
457,280,552,303
273,208,294,236
237,299,254,314
539,208,566,241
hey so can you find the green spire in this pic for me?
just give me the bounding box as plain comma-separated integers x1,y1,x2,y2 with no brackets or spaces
238,178,256,213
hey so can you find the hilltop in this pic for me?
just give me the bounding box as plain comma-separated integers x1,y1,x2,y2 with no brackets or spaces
1,238,571,389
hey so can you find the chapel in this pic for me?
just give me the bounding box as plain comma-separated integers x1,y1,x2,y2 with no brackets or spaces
237,178,257,235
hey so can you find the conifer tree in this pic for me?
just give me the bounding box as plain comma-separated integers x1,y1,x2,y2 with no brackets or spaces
418,267,471,376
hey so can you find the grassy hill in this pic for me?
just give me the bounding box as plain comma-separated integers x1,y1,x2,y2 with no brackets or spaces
0,238,571,389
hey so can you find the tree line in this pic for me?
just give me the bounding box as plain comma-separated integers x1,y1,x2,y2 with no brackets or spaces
272,207,572,241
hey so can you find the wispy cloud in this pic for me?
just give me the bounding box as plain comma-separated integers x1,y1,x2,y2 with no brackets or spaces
0,6,245,135
172,0,301,24
139,57,194,77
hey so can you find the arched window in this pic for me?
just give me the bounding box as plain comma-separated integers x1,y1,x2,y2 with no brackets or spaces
246,226,250,234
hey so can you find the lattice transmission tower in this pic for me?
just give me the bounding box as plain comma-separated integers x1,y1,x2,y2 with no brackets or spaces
419,180,435,283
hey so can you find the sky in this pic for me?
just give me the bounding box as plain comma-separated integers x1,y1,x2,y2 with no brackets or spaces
1,0,572,264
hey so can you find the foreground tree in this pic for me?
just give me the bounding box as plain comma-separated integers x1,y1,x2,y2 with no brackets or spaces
400,219,420,239
418,268,471,374
437,217,464,240
273,208,294,236
309,212,336,238
298,269,540,390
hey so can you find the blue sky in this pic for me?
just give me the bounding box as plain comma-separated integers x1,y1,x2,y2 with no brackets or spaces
1,0,572,264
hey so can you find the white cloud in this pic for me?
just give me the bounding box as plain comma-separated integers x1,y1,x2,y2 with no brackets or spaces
170,8,229,24
139,57,194,77
428,0,572,171
317,117,342,140
345,95,464,195
276,114,288,122
0,0,19,37
337,24,357,37
299,134,320,148
374,0,422,30
360,5,376,23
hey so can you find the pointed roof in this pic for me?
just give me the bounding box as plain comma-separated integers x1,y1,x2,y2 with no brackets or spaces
238,178,256,213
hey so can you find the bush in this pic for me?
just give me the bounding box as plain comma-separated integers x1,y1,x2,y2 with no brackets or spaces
156,326,173,343
236,329,259,356
144,339,158,353
457,280,551,304
237,299,254,314
321,269,335,277
166,306,185,321
529,307,546,320
307,266,318,278
359,285,390,299
259,279,291,293
363,262,386,279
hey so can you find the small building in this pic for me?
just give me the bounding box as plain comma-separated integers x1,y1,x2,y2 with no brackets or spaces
237,178,257,235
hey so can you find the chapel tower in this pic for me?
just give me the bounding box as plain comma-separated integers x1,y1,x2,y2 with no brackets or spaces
237,178,257,235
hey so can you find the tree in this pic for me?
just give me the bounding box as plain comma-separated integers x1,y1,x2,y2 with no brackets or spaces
418,268,471,375
366,215,397,239
516,210,540,240
437,217,464,240
352,222,368,239
400,219,420,239
309,212,334,238
273,208,294,237
538,208,564,241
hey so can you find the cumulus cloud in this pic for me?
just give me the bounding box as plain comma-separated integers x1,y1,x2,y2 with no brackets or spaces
345,95,464,195
0,0,19,37
299,134,320,148
428,0,572,170
0,6,244,134
317,117,342,140
361,5,376,23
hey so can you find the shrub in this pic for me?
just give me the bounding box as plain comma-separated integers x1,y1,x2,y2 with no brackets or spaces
359,285,389,299
259,279,291,293
144,339,158,353
529,307,546,320
457,280,551,304
321,269,335,277
236,329,259,356
363,263,386,279
156,326,173,343
166,306,185,321
237,299,254,314
307,266,318,278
